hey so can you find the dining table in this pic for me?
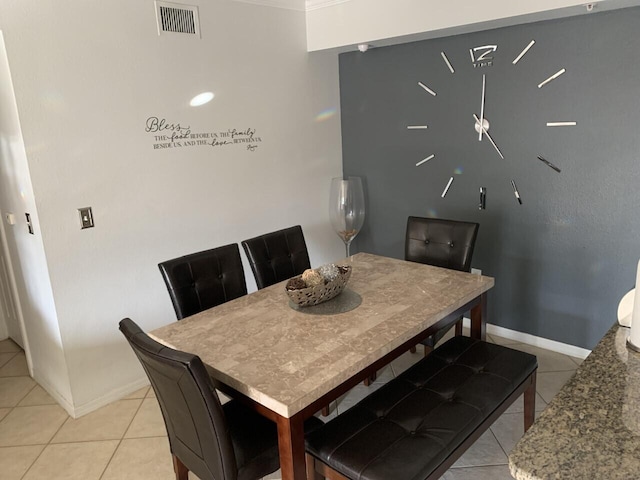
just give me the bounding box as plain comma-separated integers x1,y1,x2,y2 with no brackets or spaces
150,252,495,480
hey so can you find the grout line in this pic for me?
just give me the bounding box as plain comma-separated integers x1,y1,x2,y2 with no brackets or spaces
0,351,20,371
490,425,509,460
47,407,71,443
20,408,69,480
99,397,146,480
117,396,146,442
449,461,509,469
17,445,47,480
13,379,37,407
0,377,31,476
448,464,510,472
0,349,58,480
535,368,577,373
48,437,135,445
569,356,583,367
144,386,154,399
120,433,170,440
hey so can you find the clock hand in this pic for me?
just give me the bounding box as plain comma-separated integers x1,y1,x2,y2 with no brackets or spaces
479,74,486,141
511,180,523,205
537,155,561,173
473,114,504,159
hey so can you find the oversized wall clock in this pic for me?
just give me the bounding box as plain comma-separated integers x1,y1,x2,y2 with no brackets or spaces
407,41,576,209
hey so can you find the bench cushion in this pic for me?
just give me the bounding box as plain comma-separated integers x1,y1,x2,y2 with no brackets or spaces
306,336,537,480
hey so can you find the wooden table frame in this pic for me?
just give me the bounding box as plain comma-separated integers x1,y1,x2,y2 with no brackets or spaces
210,292,489,480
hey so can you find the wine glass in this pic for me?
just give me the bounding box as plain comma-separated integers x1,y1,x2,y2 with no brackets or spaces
329,176,365,258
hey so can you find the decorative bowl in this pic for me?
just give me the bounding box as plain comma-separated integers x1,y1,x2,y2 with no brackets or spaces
285,265,352,307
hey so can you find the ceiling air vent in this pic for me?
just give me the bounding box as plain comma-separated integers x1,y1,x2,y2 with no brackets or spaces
155,1,200,37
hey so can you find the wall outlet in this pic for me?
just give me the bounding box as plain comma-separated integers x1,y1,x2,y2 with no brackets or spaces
471,268,482,275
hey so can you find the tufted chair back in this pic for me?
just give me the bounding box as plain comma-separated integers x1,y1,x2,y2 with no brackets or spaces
119,318,240,480
241,225,311,290
159,244,247,320
405,217,480,354
405,217,479,272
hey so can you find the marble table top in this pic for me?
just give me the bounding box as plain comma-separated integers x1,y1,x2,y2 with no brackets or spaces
509,324,640,479
150,252,494,418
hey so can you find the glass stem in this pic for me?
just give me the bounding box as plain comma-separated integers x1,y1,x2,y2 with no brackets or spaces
345,242,351,258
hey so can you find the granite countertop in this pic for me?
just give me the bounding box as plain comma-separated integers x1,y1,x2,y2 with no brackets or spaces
150,252,494,418
509,324,640,479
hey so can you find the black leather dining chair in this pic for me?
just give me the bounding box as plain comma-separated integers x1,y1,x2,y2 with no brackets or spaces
158,243,247,320
119,318,323,480
405,216,480,355
241,225,311,290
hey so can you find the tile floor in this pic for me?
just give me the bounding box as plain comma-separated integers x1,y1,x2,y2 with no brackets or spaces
0,330,583,480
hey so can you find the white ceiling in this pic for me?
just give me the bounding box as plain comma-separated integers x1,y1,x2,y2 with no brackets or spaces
231,0,346,11
231,0,640,52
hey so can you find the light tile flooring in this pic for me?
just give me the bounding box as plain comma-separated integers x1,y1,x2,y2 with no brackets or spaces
0,330,583,480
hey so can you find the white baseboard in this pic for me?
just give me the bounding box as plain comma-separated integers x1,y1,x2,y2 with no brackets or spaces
34,372,150,418
71,377,151,418
462,318,591,359
31,371,75,417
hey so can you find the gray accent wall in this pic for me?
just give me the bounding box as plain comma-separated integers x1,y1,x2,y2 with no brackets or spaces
339,7,640,349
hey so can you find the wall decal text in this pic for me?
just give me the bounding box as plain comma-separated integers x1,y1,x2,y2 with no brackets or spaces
145,117,262,152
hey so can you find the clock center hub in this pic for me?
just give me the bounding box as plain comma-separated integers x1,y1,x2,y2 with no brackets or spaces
474,117,490,134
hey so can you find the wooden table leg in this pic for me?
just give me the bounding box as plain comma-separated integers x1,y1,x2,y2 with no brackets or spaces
276,414,307,480
524,370,537,432
470,292,487,341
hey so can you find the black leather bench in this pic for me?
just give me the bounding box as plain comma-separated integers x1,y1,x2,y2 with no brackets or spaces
305,336,538,480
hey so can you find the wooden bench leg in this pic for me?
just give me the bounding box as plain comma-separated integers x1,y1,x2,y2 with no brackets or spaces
312,454,351,480
524,370,537,432
172,455,188,480
306,453,324,480
455,319,463,336
363,371,377,386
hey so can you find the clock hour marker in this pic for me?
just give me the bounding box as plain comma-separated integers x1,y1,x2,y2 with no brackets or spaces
469,49,474,62
407,125,429,130
538,68,566,88
537,155,562,173
513,40,535,65
511,180,523,205
546,121,577,127
441,51,455,73
418,81,437,96
416,154,435,167
479,187,487,210
441,177,454,198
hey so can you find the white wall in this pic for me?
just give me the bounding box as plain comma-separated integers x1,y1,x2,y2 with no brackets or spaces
306,0,638,51
0,0,343,416
0,31,73,405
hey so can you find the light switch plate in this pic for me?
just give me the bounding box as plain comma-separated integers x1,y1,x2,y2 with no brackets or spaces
78,207,94,229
